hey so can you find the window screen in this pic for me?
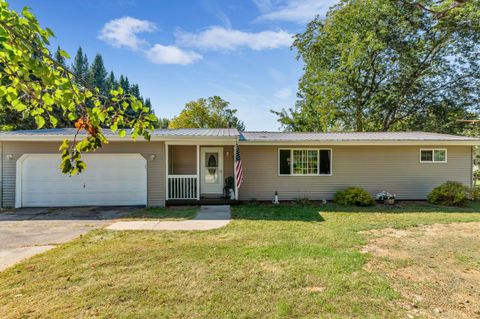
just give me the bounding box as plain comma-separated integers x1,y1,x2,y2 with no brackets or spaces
421,150,433,162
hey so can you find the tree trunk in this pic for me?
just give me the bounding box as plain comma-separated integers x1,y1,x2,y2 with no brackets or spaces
355,102,363,132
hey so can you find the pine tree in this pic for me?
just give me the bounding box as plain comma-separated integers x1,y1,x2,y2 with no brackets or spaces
54,46,66,67
144,98,152,109
88,54,108,93
119,75,130,94
105,71,117,91
72,47,89,83
130,84,140,99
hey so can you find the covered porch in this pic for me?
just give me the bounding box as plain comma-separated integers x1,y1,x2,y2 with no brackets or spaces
165,143,238,203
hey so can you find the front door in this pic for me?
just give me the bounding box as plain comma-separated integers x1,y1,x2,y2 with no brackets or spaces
200,147,224,195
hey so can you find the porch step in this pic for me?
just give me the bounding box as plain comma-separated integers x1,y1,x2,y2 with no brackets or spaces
167,198,237,206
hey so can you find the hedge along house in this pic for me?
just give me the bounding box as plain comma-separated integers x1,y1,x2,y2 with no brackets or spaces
0,128,478,208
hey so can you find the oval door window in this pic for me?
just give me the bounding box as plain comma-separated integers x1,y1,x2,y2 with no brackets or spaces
207,154,217,167
205,153,218,184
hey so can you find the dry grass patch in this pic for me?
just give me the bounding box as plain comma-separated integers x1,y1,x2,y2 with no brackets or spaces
362,222,480,319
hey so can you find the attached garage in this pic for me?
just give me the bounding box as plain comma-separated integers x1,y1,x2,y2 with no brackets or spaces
15,154,147,208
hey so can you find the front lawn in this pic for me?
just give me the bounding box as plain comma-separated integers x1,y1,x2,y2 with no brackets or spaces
0,202,479,318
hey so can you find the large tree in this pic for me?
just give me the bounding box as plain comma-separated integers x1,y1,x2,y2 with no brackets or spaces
169,96,245,130
0,2,156,174
273,0,480,133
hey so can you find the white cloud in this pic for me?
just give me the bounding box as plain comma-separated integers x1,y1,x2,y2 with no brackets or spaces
99,16,156,50
145,44,202,65
175,26,293,51
274,87,292,99
254,0,336,23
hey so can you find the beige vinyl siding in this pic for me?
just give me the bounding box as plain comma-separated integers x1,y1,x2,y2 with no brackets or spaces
1,141,165,208
238,145,472,201
169,145,196,175
223,146,234,179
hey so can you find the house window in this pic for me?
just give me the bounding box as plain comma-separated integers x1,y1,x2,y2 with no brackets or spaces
279,149,332,175
420,149,447,163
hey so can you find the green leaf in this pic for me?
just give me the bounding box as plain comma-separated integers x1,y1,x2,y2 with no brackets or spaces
118,129,126,138
12,100,26,112
58,49,70,59
49,115,58,127
35,115,45,129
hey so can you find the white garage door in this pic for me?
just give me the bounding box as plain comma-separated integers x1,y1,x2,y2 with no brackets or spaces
16,154,147,207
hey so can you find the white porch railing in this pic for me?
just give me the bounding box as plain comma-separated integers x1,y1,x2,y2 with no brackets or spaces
167,175,198,200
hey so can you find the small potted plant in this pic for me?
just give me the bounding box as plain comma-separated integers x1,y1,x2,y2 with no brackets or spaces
376,191,396,205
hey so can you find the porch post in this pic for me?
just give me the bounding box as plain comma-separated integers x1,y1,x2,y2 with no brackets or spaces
196,144,200,200
234,144,238,200
165,143,169,201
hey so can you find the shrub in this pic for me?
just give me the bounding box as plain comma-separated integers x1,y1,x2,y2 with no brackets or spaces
334,187,375,206
472,186,480,201
294,196,311,206
427,181,470,206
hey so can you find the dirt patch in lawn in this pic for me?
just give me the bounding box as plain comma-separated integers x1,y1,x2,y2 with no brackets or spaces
362,222,480,319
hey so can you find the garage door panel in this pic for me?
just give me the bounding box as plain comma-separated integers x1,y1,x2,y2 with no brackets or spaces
17,154,147,207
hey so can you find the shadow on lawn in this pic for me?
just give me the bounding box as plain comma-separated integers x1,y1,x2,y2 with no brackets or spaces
231,200,480,221
232,204,325,222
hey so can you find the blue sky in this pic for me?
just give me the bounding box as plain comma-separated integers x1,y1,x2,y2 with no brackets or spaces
11,0,336,131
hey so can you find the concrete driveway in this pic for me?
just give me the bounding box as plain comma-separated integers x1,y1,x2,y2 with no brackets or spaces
0,207,134,271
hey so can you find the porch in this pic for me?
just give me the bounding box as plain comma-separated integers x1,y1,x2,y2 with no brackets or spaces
165,143,238,202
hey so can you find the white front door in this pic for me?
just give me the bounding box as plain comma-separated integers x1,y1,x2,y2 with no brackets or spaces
200,147,224,195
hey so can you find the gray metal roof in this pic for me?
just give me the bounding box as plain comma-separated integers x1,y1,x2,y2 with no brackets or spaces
153,128,239,137
0,128,239,138
240,131,480,142
0,129,478,143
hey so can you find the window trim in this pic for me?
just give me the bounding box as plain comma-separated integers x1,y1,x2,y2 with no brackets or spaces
419,148,447,163
278,148,333,176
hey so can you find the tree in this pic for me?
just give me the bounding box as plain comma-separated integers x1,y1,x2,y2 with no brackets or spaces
88,54,108,94
273,0,480,133
119,75,130,94
157,117,170,129
0,2,156,174
130,84,140,99
105,71,117,92
169,96,245,130
71,47,89,83
54,46,66,67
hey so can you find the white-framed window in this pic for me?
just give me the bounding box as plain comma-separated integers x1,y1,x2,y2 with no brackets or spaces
420,149,447,163
278,148,332,176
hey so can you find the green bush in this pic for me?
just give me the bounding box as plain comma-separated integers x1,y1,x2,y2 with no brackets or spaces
427,181,470,206
334,187,375,206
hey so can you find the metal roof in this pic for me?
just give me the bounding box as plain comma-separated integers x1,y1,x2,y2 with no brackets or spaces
240,131,480,142
0,129,478,143
0,128,239,138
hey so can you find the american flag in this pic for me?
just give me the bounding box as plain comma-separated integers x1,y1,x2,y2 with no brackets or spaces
235,143,244,189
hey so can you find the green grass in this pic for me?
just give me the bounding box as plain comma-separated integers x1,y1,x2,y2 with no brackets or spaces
124,206,199,220
0,202,479,318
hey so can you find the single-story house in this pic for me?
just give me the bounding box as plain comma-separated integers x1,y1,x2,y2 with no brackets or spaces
0,128,478,208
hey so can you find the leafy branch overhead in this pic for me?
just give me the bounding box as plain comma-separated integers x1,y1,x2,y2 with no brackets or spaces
0,1,157,174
